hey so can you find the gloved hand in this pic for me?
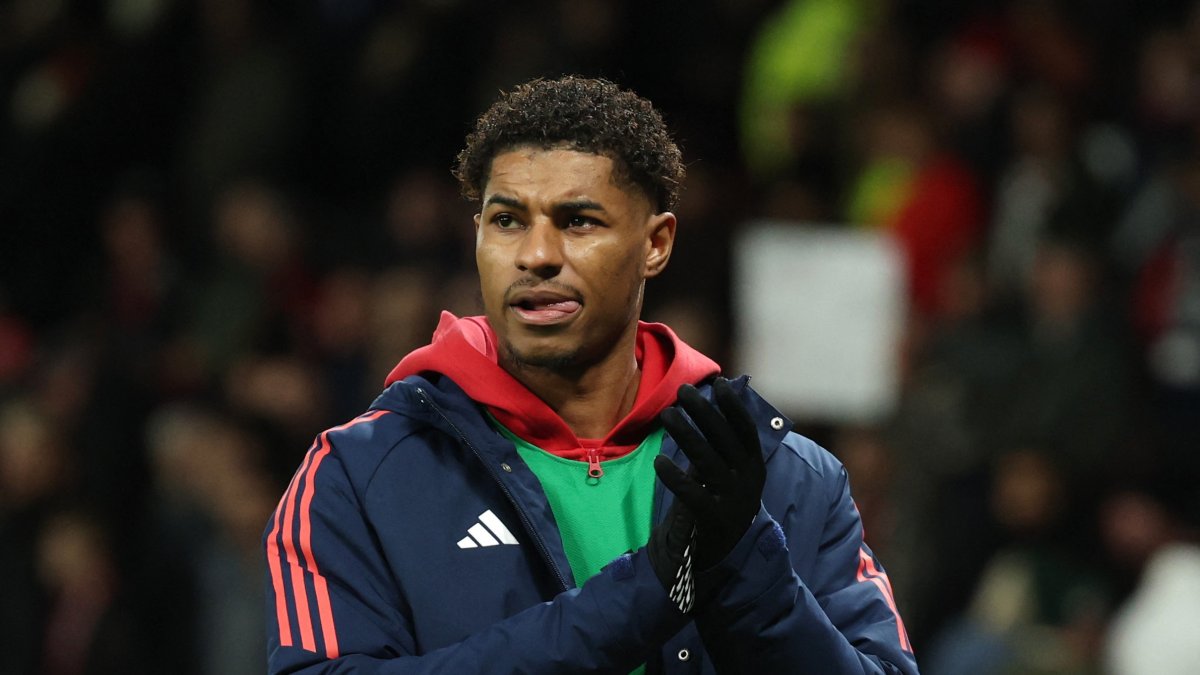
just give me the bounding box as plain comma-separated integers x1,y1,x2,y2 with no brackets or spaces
655,378,766,573
646,493,698,614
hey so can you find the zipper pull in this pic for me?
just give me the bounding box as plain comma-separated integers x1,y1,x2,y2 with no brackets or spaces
585,448,603,485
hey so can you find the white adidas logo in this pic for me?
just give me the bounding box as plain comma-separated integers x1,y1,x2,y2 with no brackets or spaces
457,509,518,549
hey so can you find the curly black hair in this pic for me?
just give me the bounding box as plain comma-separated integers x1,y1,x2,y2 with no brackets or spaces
453,76,684,212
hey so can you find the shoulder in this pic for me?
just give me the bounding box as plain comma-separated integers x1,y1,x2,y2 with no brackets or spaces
319,376,471,490
733,379,850,515
732,377,844,482
775,432,845,483
764,431,849,518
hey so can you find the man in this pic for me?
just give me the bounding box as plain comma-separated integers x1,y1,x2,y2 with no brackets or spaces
264,76,918,674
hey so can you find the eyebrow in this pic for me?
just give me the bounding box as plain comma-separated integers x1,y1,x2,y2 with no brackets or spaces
556,199,607,213
482,195,609,214
483,194,525,210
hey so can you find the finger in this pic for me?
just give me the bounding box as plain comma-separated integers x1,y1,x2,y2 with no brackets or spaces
661,406,730,487
654,455,716,517
661,501,696,552
676,384,743,470
713,378,764,474
661,495,696,530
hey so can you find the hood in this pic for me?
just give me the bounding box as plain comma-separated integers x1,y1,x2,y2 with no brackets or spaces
384,312,720,458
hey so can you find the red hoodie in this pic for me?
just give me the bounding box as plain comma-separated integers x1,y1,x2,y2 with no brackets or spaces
385,312,720,461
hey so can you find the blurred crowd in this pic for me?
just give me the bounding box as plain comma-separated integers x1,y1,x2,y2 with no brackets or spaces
2,0,1200,673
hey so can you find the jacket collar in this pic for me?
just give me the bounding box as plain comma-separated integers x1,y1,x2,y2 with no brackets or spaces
374,373,794,468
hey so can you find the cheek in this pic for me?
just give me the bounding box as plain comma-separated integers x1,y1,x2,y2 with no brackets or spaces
582,242,646,314
578,238,646,280
475,247,507,303
616,245,649,288
476,237,507,275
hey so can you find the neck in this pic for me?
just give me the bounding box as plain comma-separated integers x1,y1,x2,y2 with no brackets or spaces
502,326,641,440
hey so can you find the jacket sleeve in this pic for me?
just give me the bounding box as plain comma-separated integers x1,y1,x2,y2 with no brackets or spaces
264,437,687,675
692,452,919,674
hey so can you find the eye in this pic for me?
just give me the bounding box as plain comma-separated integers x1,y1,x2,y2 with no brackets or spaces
566,215,599,230
493,213,520,229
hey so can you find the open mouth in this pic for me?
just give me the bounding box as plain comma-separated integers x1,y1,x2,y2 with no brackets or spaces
510,298,581,325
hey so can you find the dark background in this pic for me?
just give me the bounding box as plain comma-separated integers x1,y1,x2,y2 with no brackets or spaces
2,1,1199,673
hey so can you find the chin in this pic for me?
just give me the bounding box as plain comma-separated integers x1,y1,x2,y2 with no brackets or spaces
500,338,581,372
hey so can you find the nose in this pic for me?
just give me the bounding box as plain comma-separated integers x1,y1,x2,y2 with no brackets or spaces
514,218,563,278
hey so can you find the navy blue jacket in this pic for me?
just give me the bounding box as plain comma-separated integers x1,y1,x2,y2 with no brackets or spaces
264,374,919,674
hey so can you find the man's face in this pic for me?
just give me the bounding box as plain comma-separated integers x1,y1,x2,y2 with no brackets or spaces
475,147,675,373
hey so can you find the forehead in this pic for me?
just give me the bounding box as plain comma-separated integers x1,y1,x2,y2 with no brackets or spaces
483,147,650,209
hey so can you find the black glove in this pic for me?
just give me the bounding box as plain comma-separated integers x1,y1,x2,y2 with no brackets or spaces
646,494,698,614
655,378,766,573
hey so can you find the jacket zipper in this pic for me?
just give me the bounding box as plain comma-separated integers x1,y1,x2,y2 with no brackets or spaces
414,387,572,592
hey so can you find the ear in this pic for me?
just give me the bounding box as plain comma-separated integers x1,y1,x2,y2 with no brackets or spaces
644,211,676,279
473,212,482,243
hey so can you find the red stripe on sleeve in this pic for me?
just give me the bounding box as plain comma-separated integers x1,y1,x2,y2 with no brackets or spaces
266,487,297,647
270,410,391,657
283,448,319,652
299,437,338,656
297,410,391,658
857,548,913,653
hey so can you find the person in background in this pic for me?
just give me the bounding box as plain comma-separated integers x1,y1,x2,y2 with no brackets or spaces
1102,485,1200,675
